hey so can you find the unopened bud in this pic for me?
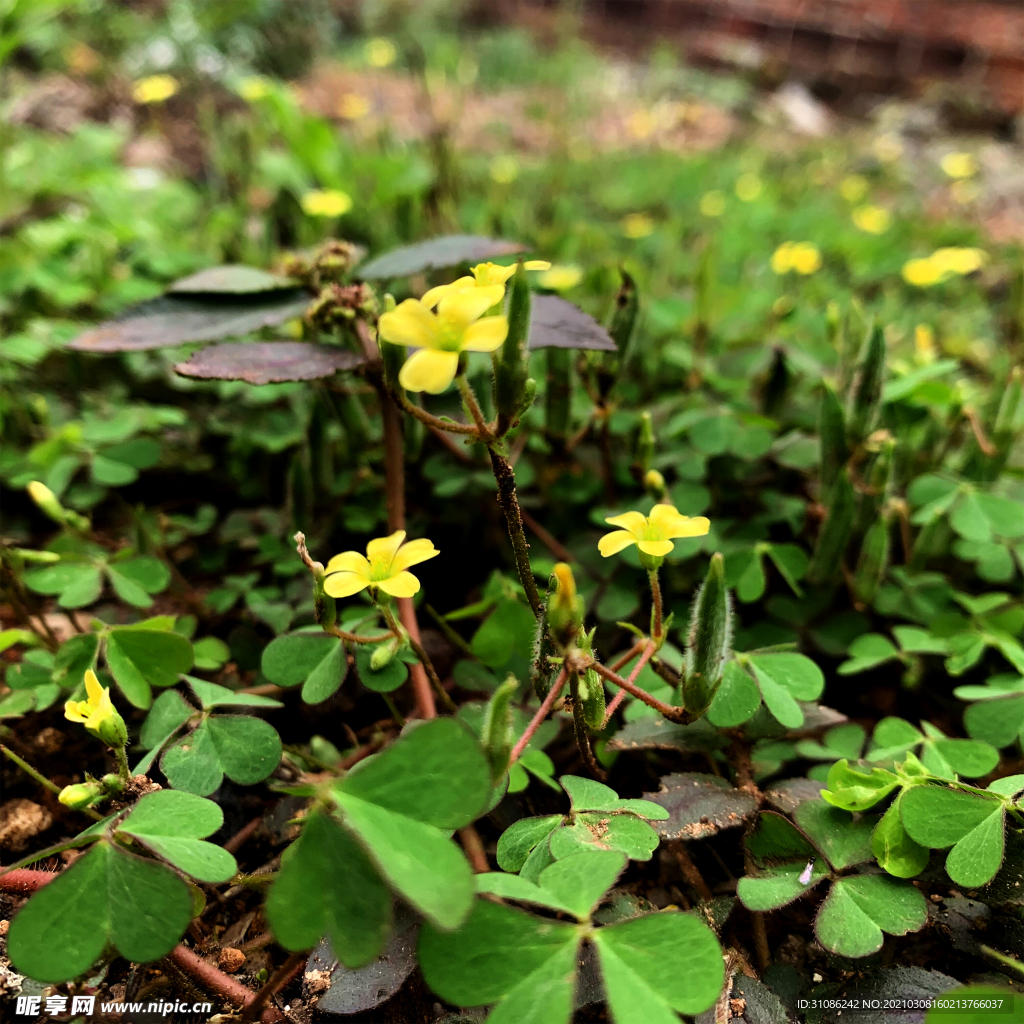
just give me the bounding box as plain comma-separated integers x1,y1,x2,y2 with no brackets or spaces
644,469,666,498
27,481,88,531
370,642,395,671
547,562,584,646
59,778,106,810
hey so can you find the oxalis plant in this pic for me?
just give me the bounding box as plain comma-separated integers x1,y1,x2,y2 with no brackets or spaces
2,231,1023,1023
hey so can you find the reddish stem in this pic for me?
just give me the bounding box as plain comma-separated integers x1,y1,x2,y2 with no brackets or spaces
508,668,568,766
590,659,692,722
601,640,656,726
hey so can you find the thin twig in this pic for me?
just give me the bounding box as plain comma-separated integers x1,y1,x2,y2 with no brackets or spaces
671,842,714,902
424,603,476,658
223,816,263,856
1,744,63,796
520,508,576,564
238,952,305,1024
964,405,996,456
601,640,656,726
458,825,490,873
509,668,568,766
456,375,492,440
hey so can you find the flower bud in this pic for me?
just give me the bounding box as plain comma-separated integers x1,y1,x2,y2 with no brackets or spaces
644,469,666,499
370,642,395,671
59,778,106,810
27,481,89,531
546,563,584,647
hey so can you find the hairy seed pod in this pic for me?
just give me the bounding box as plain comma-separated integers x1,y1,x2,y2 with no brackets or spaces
597,268,639,396
845,323,886,446
808,469,856,585
480,675,517,777
545,347,571,441
683,552,731,716
494,262,532,434
577,668,606,731
818,382,849,492
853,512,891,605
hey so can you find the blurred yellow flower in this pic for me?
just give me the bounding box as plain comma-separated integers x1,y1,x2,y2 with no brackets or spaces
489,155,519,184
839,175,868,202
931,247,985,275
902,257,942,287
379,292,508,393
324,531,439,599
873,133,903,163
699,191,726,217
852,205,891,234
65,670,128,748
915,324,937,361
628,109,656,140
537,265,583,291
735,173,762,202
301,189,353,217
133,75,179,104
365,37,397,68
599,505,710,559
421,260,550,309
771,242,821,275
338,93,370,119
238,77,271,102
621,213,655,239
941,152,977,179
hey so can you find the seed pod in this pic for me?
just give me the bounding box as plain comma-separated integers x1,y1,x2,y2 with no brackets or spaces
313,573,337,630
494,261,532,434
987,366,1024,477
531,576,558,700
370,641,396,671
845,323,886,446
855,435,895,534
853,511,891,605
545,347,571,441
635,411,655,474
481,675,517,777
818,382,849,492
577,668,606,730
808,469,856,585
683,552,731,716
598,267,638,396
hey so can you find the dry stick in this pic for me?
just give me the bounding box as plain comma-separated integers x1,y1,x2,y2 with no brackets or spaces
601,640,656,727
238,951,305,1024
519,507,576,565
508,668,568,766
487,449,543,618
671,842,714,902
457,825,490,873
223,816,263,856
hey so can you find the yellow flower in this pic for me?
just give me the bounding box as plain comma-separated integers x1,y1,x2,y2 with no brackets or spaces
699,191,726,217
379,292,509,393
537,265,583,291
735,173,762,202
238,77,271,101
628,109,656,140
931,247,985,275
338,93,370,119
771,242,821,275
324,531,439,599
941,152,977,179
873,133,903,163
902,257,942,287
132,75,179,104
621,213,655,239
421,260,551,310
365,37,397,68
839,175,868,202
301,189,353,218
489,155,519,184
852,205,891,234
598,505,710,559
65,670,128,748
915,324,937,361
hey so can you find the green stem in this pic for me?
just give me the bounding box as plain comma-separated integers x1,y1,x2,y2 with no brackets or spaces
486,448,543,618
649,569,663,639
380,602,457,715
456,375,491,439
382,693,406,727
114,745,132,784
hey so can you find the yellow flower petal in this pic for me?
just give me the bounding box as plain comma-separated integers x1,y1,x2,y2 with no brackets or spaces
421,278,473,309
647,504,682,524
605,511,647,533
598,531,638,557
399,348,460,393
84,668,103,703
325,551,371,576
462,316,508,353
667,516,711,538
636,539,675,557
376,571,421,598
64,700,90,724
524,261,552,271
438,288,503,327
379,300,438,349
323,572,371,598
366,530,407,568
390,538,440,573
